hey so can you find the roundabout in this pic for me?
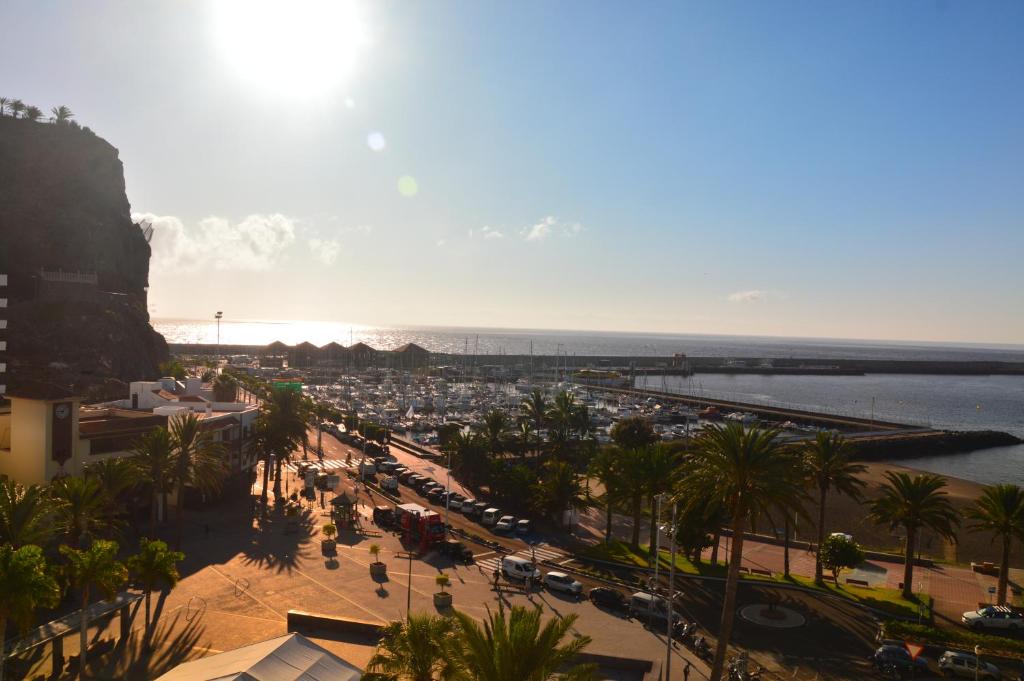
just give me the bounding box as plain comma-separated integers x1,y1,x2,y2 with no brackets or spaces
739,603,806,629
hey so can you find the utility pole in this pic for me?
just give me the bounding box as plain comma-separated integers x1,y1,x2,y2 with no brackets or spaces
665,501,678,681
652,494,665,594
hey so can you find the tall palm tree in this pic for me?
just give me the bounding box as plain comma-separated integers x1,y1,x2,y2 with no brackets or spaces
50,476,113,547
533,460,586,526
0,544,61,681
450,606,596,681
211,373,238,402
869,472,959,600
547,391,577,434
479,409,510,456
255,388,308,505
516,419,535,461
520,390,548,432
86,457,141,530
9,99,25,118
644,444,679,552
0,479,55,548
126,538,184,643
60,540,128,674
588,446,623,542
967,484,1024,605
311,401,335,458
676,423,806,681
365,613,458,681
23,105,43,121
618,447,651,548
50,105,74,123
170,413,227,548
445,430,489,489
803,432,866,585
131,427,176,537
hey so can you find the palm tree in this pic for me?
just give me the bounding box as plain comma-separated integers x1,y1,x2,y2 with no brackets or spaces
311,401,335,458
60,540,128,674
533,460,586,526
869,471,959,600
450,606,596,681
131,427,176,536
211,373,238,402
519,390,548,432
23,105,43,121
0,544,61,681
676,423,806,681
445,431,489,489
609,416,657,452
126,538,184,643
255,388,308,506
803,432,866,585
0,479,55,548
9,99,24,118
86,457,141,529
588,446,623,542
365,613,458,681
618,447,651,548
643,444,679,552
50,105,74,123
516,419,535,460
0,97,8,116
479,409,510,456
170,412,227,548
967,484,1024,605
50,476,113,547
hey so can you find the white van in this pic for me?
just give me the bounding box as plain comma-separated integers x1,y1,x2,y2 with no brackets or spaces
481,508,501,526
501,555,540,581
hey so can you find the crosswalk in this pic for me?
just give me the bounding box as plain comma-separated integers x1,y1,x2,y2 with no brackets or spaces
284,459,357,473
474,544,571,574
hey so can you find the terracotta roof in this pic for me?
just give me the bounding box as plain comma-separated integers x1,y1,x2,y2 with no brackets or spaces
349,342,376,353
394,342,429,354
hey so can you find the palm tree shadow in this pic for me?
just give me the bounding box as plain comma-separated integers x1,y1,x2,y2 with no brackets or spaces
89,611,207,680
239,508,315,574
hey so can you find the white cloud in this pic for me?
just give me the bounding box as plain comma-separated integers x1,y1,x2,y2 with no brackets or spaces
727,289,769,303
521,216,583,242
136,212,297,272
308,237,341,265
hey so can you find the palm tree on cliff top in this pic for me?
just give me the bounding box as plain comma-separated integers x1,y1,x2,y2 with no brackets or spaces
50,105,74,124
8,100,25,119
23,105,43,122
967,483,1024,605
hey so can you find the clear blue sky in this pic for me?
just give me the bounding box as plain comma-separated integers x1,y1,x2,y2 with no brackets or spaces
2,1,1022,343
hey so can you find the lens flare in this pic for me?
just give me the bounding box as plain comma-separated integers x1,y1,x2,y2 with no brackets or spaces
397,176,418,197
367,132,386,151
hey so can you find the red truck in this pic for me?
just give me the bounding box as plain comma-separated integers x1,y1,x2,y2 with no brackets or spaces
397,502,446,553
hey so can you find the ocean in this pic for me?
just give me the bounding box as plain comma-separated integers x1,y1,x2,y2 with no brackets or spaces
156,318,1024,486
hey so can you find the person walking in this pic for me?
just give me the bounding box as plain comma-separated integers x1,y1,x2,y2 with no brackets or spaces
492,568,500,592
683,661,691,681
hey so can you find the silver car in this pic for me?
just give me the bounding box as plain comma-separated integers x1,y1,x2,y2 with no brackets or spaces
962,606,1023,631
543,571,583,596
938,651,1001,679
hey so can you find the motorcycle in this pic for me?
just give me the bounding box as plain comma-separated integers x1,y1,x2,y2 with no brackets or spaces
693,636,713,663
673,621,697,645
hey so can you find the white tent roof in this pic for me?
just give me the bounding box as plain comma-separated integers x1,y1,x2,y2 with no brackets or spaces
154,633,362,681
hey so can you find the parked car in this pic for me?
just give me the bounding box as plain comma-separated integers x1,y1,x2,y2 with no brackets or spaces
628,592,681,625
481,508,502,526
515,519,531,534
440,539,474,564
380,476,399,493
427,487,445,503
459,498,476,513
448,495,465,511
399,470,416,484
407,474,424,488
871,645,929,676
472,501,489,517
543,571,583,596
962,606,1024,631
589,587,627,611
494,515,516,533
938,650,1002,679
502,555,540,581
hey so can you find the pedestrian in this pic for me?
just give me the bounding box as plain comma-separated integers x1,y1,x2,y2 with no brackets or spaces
525,575,533,597
683,661,691,681
492,568,500,591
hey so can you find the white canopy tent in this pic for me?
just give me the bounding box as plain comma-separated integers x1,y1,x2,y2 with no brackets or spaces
154,633,362,681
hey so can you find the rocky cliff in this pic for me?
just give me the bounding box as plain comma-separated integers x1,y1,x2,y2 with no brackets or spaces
0,116,168,400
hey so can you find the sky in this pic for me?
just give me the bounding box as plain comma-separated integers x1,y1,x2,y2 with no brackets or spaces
2,1,1023,344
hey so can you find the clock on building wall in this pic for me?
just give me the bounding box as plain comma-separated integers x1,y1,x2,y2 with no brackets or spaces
52,402,73,466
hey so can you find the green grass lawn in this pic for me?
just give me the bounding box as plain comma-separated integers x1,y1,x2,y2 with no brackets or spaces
578,540,931,619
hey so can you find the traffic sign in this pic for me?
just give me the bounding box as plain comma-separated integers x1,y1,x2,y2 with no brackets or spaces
905,642,924,660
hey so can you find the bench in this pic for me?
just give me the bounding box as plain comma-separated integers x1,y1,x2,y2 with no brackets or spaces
846,578,871,587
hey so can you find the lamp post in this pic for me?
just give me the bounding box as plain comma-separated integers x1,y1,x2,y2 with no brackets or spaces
652,493,666,594
445,448,452,538
215,311,223,359
664,501,678,681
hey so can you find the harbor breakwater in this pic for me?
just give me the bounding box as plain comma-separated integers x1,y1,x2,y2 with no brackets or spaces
169,343,1024,376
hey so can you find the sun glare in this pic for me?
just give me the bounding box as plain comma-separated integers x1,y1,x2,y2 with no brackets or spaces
211,0,368,97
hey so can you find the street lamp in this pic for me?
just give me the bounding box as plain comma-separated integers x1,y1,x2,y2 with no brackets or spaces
652,493,667,594
215,311,223,359
661,502,679,681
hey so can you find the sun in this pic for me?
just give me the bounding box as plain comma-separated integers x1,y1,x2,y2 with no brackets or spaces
211,0,369,97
